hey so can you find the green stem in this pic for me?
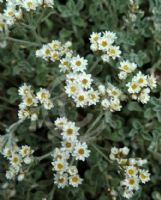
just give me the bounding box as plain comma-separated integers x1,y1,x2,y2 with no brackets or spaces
92,144,109,162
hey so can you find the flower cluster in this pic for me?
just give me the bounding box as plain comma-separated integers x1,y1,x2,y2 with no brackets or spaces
0,0,54,35
98,83,125,112
89,31,121,63
126,71,157,104
1,144,34,181
51,117,90,188
36,40,100,108
110,147,151,199
18,83,53,121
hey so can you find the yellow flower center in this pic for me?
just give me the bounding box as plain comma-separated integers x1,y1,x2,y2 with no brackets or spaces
138,78,144,84
140,173,146,179
45,49,50,55
65,142,72,148
67,128,73,135
128,178,135,185
78,148,85,155
76,61,81,66
12,156,19,164
27,2,33,8
58,177,65,183
57,163,64,170
110,48,116,55
128,169,135,175
131,83,137,90
72,176,78,183
70,86,77,93
78,95,85,101
123,64,129,71
82,79,88,85
101,41,108,47
26,97,33,106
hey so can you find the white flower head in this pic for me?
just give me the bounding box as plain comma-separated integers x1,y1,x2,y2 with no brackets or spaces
71,55,88,72
73,142,90,161
69,174,83,187
54,173,68,188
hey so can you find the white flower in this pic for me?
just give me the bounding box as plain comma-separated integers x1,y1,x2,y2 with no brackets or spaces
119,61,137,73
111,147,119,155
129,158,137,166
126,82,141,94
24,156,33,164
55,117,68,129
103,31,117,42
69,174,83,187
43,99,54,110
71,55,88,72
10,153,22,168
120,147,130,156
98,85,106,96
136,159,147,166
109,98,122,112
23,95,37,107
98,37,112,51
18,83,32,97
74,91,88,107
121,176,140,191
53,160,68,173
36,88,51,103
20,145,33,157
2,147,12,158
118,71,127,80
125,166,138,177
73,142,90,161
132,71,148,87
87,89,100,106
31,113,38,121
61,140,75,152
139,169,150,184
59,58,71,72
89,32,101,43
78,73,93,89
101,99,110,110
51,148,70,161
18,109,30,120
65,81,81,97
101,54,110,62
61,122,79,141
107,46,121,59
17,173,25,181
67,166,78,175
147,75,157,89
54,173,68,188
123,189,134,199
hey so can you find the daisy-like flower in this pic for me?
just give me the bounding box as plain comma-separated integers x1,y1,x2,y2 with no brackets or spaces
43,99,54,110
67,166,78,175
89,32,101,44
36,88,51,103
98,85,106,96
119,61,137,73
78,73,93,89
51,148,70,161
107,45,121,59
118,71,127,80
132,71,148,87
18,83,32,97
125,166,138,177
65,81,81,97
61,140,75,152
74,91,88,107
126,82,141,94
54,173,68,188
23,95,37,107
23,0,37,11
139,169,150,184
123,189,134,199
49,40,61,50
120,147,130,156
101,54,110,63
71,55,88,72
50,50,60,62
103,31,117,42
55,117,68,130
61,122,79,141
53,160,68,173
2,147,12,158
147,75,157,89
107,85,122,99
72,142,90,161
59,58,71,72
138,88,150,104
122,176,140,191
20,145,33,158
87,89,100,105
10,153,22,168
101,99,110,110
98,37,112,51
69,174,83,187
109,98,122,112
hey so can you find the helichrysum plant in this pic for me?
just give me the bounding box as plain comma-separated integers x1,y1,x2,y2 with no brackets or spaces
0,0,161,200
